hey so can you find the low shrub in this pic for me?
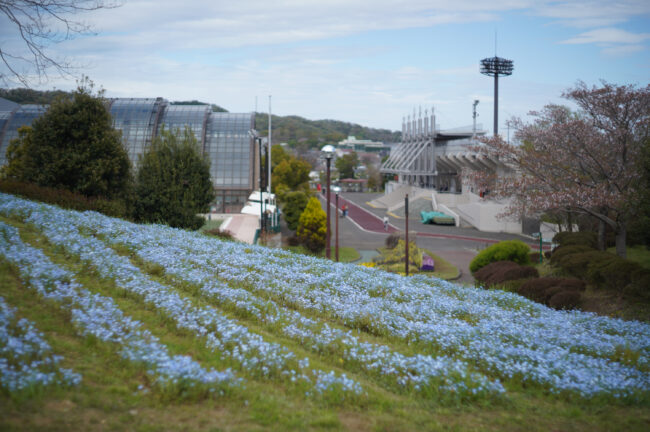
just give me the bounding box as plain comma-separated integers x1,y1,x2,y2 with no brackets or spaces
0,179,131,219
474,261,520,285
517,277,585,308
625,269,650,298
588,257,643,292
287,235,300,247
470,240,531,274
553,231,598,249
549,245,594,266
385,233,401,249
204,229,235,241
557,251,614,279
548,291,581,310
477,262,539,287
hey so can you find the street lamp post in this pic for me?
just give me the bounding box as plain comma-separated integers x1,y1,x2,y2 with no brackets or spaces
258,137,265,235
321,145,335,259
249,129,265,236
335,189,339,262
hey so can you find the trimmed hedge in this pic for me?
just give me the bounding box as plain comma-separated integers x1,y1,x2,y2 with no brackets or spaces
474,261,539,287
549,245,594,266
556,250,614,280
553,231,598,249
204,228,235,241
587,256,648,293
470,240,531,274
548,291,582,310
0,180,130,219
517,277,585,310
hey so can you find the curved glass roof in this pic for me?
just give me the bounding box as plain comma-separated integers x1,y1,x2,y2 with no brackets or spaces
205,113,254,189
0,105,48,167
109,98,165,164
158,105,210,149
0,98,257,198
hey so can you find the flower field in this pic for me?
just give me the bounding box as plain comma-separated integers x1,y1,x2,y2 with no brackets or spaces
1,192,649,431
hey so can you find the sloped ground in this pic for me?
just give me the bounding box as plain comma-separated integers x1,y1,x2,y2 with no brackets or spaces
1,192,649,431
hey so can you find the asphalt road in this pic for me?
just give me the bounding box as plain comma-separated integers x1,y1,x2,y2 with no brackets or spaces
318,192,543,285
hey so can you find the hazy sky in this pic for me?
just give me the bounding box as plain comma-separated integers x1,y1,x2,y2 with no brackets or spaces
2,0,649,134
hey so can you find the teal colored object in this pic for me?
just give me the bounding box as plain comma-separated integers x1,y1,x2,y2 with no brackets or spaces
420,211,454,225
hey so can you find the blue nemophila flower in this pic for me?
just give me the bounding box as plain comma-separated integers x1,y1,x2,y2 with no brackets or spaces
0,221,239,393
0,296,81,392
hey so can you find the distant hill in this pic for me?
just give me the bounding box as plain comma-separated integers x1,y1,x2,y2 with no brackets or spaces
0,88,400,145
254,113,401,147
0,88,70,105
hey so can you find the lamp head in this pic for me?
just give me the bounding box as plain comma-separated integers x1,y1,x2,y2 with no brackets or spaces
321,144,335,160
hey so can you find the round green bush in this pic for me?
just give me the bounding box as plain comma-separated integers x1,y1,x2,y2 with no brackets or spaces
470,240,531,274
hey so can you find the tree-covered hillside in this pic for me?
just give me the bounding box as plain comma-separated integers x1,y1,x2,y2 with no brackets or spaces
255,113,401,147
0,88,70,105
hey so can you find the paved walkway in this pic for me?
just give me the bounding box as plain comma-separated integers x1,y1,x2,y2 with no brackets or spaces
220,214,259,244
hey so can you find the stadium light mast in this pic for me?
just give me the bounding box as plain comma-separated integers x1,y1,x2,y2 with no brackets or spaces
480,56,513,136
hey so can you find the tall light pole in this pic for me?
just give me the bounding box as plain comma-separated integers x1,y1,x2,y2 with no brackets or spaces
249,129,265,235
321,145,335,259
335,187,340,262
480,56,513,136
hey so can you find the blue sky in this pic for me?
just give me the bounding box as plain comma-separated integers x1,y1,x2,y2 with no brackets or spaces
2,0,649,134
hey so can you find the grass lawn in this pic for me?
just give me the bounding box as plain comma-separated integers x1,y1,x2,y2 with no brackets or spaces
284,245,361,263
199,219,223,233
367,247,459,280
608,245,650,270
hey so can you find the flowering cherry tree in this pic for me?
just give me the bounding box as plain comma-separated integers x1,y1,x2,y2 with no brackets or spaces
471,82,650,257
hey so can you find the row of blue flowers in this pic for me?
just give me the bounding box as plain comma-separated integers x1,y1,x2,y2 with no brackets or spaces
0,195,363,399
0,295,81,393
0,221,238,396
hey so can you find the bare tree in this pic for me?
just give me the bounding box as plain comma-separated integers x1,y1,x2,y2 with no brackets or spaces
0,0,118,86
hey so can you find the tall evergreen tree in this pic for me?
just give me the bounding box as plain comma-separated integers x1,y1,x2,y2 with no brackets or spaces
134,127,214,230
1,78,132,199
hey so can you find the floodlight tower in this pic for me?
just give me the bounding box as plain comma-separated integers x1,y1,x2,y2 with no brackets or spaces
480,56,513,136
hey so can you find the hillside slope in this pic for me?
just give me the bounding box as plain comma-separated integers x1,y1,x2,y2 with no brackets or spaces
0,192,649,431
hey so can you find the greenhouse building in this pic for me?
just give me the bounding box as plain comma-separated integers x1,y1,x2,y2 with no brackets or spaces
0,97,257,213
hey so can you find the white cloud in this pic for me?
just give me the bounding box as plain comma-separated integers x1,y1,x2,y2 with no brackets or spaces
562,28,650,45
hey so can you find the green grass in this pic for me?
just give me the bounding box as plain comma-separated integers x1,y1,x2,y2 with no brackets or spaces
1,215,650,431
367,247,459,280
199,218,224,233
284,245,361,263
607,245,650,270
